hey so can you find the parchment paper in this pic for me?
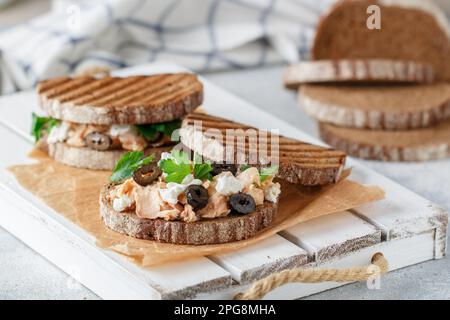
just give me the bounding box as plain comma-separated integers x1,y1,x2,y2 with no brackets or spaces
9,150,384,267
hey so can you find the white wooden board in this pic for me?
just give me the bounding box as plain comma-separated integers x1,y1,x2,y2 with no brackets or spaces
0,62,447,300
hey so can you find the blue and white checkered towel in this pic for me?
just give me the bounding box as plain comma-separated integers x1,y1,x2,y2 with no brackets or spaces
0,0,335,94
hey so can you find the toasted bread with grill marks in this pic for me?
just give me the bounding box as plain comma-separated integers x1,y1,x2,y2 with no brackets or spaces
180,113,346,186
284,59,434,89
37,73,203,125
100,183,278,245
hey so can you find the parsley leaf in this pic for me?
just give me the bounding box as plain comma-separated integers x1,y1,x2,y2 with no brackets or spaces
31,113,59,142
259,166,279,182
194,162,212,181
135,120,181,141
158,150,213,183
171,149,190,164
110,151,155,182
152,120,181,137
159,158,191,183
135,125,158,141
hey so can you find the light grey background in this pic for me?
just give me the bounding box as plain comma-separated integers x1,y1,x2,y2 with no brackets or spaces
0,0,449,300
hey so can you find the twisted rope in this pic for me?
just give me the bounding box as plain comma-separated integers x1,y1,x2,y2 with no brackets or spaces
234,252,388,300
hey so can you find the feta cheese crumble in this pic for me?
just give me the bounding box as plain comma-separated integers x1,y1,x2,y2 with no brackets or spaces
215,172,244,196
47,121,70,144
158,174,203,204
109,124,132,137
264,182,281,203
113,194,133,212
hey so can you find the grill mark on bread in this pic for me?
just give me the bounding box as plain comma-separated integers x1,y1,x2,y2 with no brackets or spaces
56,77,118,103
72,77,146,105
43,77,96,99
147,81,201,106
106,74,187,107
120,75,196,108
88,76,163,106
182,113,346,185
38,77,72,93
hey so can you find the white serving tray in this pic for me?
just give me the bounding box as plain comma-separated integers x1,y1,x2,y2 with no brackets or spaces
0,62,447,300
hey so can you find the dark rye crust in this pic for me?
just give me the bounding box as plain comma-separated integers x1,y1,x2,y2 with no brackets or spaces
100,183,278,245
312,0,450,81
48,142,171,170
318,122,450,161
37,73,204,125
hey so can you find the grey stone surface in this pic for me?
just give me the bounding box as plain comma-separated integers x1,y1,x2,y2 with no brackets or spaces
0,65,448,300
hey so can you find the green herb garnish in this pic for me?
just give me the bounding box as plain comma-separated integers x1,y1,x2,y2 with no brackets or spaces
158,150,212,184
31,113,59,142
159,158,191,183
193,162,212,181
135,120,181,141
110,151,155,182
171,149,190,164
259,166,279,182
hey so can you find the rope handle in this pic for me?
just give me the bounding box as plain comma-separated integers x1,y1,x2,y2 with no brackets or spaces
234,252,388,300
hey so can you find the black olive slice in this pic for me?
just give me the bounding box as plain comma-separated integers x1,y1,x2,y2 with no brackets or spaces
229,193,256,215
132,164,161,186
185,185,209,210
85,132,112,151
211,163,238,176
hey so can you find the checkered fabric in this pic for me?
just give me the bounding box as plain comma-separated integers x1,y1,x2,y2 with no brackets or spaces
0,0,335,94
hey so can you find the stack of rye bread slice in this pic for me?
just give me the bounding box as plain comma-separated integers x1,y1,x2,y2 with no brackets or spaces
284,0,450,161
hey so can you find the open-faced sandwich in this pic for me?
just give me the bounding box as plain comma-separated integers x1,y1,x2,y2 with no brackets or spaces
31,73,203,170
100,150,281,245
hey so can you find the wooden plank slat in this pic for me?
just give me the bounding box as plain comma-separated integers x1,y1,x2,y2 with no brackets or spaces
198,231,435,300
280,211,382,263
209,235,308,284
350,163,448,242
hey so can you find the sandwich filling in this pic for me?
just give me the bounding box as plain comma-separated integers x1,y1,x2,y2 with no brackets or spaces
31,113,180,151
107,150,281,222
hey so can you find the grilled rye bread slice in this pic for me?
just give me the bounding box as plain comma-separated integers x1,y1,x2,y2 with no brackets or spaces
300,83,450,130
37,73,203,125
284,59,434,89
319,120,450,161
100,183,278,245
48,142,171,170
312,0,450,81
180,113,346,186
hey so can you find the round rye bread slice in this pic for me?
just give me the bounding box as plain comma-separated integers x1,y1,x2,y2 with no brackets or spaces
180,113,347,186
312,0,450,81
300,83,450,130
37,73,203,125
48,142,171,170
284,59,434,89
100,183,278,245
319,120,450,161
